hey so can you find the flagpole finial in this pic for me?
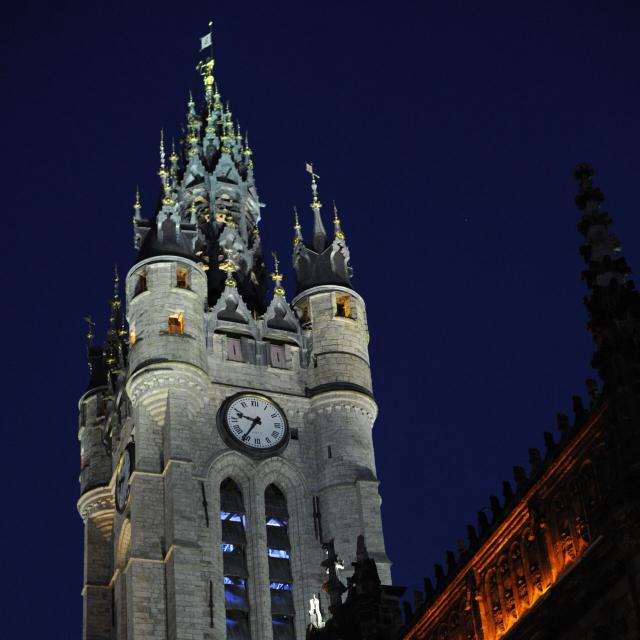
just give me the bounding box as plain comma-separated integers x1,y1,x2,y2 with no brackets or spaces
197,23,216,104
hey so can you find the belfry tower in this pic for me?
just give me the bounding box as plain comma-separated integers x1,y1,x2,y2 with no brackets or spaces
77,33,390,640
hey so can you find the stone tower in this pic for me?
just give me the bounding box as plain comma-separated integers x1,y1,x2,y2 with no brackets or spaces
77,37,390,640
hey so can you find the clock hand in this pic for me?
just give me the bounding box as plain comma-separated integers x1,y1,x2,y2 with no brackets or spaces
241,416,262,441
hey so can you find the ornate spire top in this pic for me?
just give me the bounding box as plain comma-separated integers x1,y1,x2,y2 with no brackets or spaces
306,163,327,253
111,265,121,316
104,266,123,368
242,131,253,168
271,251,286,297
158,130,173,205
197,22,215,106
133,186,142,221
158,129,167,177
293,206,303,246
218,249,238,288
332,200,345,240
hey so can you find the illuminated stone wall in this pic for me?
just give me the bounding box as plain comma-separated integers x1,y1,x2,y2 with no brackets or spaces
403,404,640,639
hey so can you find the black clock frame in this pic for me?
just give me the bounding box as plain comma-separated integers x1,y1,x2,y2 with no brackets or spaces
115,442,135,514
217,392,290,459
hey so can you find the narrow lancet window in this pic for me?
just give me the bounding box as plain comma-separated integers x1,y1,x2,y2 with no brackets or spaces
134,270,147,297
220,479,250,639
176,266,189,289
265,484,295,639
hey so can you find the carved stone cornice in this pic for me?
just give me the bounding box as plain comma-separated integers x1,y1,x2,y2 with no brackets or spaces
77,485,115,522
307,390,377,424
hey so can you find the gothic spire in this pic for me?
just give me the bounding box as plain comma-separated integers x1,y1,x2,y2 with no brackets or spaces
575,163,640,396
133,26,268,314
308,164,328,253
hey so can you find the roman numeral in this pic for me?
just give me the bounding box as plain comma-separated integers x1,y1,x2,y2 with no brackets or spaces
241,402,247,408
254,438,261,445
266,437,271,444
272,431,279,438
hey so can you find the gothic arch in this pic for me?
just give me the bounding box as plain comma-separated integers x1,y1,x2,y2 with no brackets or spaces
255,456,314,640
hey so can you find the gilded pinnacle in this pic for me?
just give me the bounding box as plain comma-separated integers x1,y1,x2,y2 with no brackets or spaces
219,250,238,287
158,129,167,176
333,201,345,240
133,186,142,220
271,251,285,297
293,206,303,245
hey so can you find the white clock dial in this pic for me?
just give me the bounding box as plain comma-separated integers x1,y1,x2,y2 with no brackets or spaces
223,394,288,453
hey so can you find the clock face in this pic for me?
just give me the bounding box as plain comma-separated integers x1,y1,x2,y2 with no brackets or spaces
116,444,134,513
220,393,289,456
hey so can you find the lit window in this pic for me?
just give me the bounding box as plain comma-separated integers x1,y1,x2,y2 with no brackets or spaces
129,327,136,346
270,582,292,591
336,294,352,318
268,548,290,559
270,344,286,369
227,336,243,362
176,267,189,289
168,313,184,334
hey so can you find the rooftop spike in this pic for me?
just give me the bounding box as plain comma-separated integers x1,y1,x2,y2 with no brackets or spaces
158,130,174,205
84,315,95,350
306,163,327,252
271,251,285,297
293,206,303,246
242,131,253,167
332,200,345,240
133,186,142,221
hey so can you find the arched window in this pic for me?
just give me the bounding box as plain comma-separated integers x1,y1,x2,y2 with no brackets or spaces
265,484,295,639
220,479,250,639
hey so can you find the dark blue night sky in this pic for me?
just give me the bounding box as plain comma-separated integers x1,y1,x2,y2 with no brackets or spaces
3,2,640,636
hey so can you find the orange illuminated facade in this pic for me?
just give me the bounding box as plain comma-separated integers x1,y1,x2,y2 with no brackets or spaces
404,401,609,640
